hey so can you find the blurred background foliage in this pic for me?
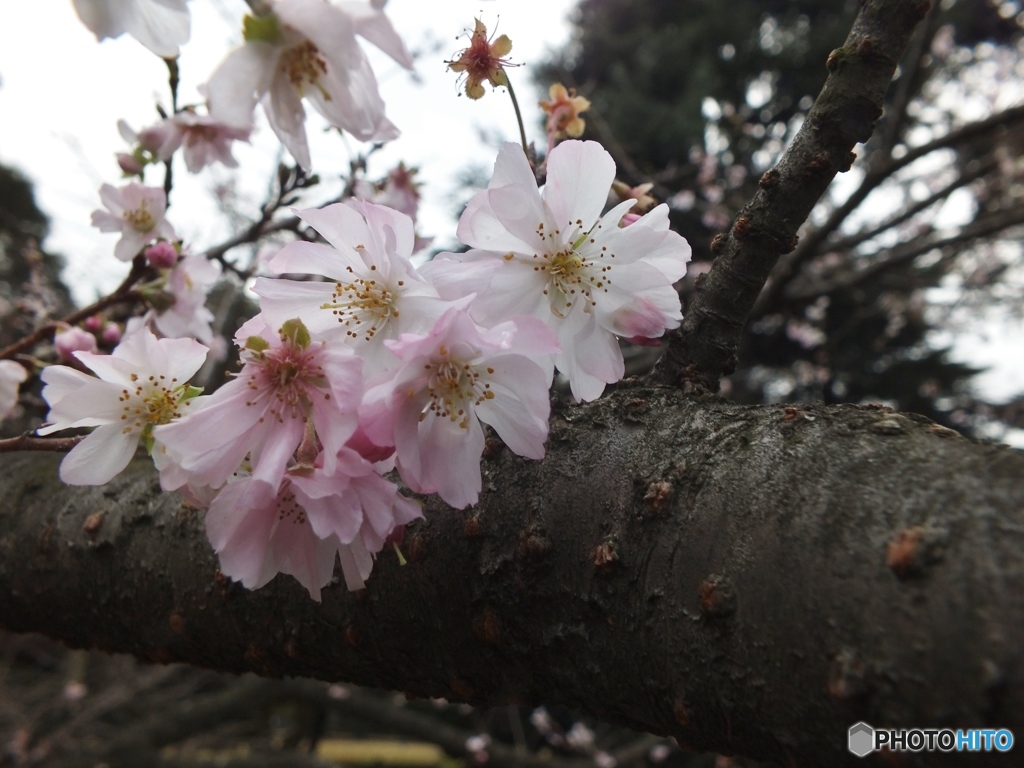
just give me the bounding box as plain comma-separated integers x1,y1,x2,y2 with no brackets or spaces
2,0,1024,766
540,0,1024,440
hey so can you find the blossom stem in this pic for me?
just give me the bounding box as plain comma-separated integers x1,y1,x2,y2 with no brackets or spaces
504,77,530,157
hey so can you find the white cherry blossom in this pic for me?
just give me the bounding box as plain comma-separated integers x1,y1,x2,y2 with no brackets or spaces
254,200,449,376
424,140,691,401
37,328,208,486
203,0,412,169
91,183,177,262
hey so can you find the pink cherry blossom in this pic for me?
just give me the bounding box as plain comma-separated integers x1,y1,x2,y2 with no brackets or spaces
72,0,190,58
202,0,412,169
205,447,421,599
0,360,28,422
153,316,363,492
91,182,177,262
361,308,557,509
424,140,691,402
254,200,449,376
150,110,252,173
37,327,208,486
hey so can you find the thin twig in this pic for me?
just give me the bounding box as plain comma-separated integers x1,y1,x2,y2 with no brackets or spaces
0,256,148,361
754,103,1024,317
0,434,84,455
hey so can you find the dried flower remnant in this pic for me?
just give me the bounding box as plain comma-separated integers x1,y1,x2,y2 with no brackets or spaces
447,18,514,100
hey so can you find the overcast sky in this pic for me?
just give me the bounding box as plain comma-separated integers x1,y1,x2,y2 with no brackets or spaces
0,0,577,301
2,1,1023,432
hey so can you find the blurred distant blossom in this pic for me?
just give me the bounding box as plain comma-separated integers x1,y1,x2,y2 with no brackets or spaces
146,250,222,343
158,110,252,172
0,360,28,422
72,0,191,58
91,182,176,262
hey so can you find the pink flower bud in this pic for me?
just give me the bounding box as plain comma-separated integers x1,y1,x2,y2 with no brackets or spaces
137,123,173,154
117,153,145,176
619,212,642,227
83,315,104,333
54,326,98,361
101,323,123,346
146,241,179,269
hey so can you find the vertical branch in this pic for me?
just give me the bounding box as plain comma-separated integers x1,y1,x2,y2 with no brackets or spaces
654,0,933,390
163,58,180,203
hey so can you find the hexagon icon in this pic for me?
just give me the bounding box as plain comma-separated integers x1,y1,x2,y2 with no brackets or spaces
848,722,875,757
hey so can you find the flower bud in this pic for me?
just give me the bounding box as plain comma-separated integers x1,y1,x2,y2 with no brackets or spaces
101,323,123,346
54,326,98,361
146,241,179,269
117,152,145,176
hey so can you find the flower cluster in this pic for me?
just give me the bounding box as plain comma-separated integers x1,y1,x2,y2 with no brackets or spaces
38,139,689,599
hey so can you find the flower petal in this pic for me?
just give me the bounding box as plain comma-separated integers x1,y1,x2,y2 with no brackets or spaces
543,140,616,234
59,424,140,486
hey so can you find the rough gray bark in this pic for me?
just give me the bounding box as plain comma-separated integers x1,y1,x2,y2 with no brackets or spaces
2,386,1023,767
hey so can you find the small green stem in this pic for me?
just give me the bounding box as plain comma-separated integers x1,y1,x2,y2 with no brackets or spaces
504,76,530,157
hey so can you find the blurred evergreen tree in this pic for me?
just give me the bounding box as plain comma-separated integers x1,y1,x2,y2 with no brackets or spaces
540,0,1024,434
0,163,72,350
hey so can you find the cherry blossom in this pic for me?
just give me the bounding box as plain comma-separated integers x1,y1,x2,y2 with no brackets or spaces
37,328,208,486
361,308,557,509
91,182,177,262
205,447,421,599
0,360,28,423
203,0,412,169
145,249,222,343
254,200,448,375
424,140,691,401
72,0,191,58
153,316,363,492
150,110,252,173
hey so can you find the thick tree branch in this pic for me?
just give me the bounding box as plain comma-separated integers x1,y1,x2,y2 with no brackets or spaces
2,387,1023,766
